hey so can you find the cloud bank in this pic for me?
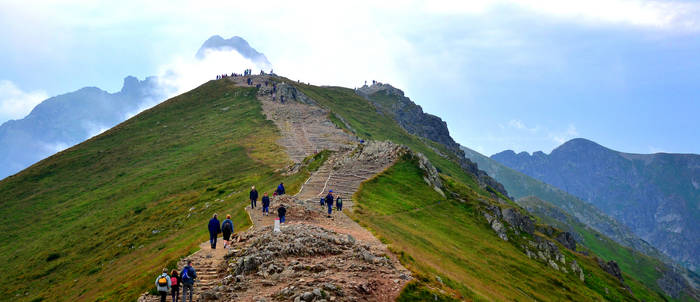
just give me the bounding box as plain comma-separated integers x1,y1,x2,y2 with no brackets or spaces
0,80,48,124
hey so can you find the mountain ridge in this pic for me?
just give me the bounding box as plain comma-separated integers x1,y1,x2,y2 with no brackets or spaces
492,138,700,273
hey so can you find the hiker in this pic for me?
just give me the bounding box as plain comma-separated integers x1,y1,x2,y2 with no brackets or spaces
154,268,171,302
221,214,234,248
250,186,259,208
276,182,285,196
170,269,180,302
181,260,197,302
278,204,287,223
336,194,343,211
325,190,334,217
208,213,221,249
262,192,270,216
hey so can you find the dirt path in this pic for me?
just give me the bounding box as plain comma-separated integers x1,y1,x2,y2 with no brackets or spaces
140,76,411,301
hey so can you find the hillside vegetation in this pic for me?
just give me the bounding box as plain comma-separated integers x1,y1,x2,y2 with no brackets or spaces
0,77,674,301
0,80,315,301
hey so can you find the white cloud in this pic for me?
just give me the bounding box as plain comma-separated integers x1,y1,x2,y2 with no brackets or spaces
549,124,579,145
0,80,48,123
155,49,267,98
508,119,540,133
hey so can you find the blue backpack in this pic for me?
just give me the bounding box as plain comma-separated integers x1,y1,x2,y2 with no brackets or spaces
181,267,191,281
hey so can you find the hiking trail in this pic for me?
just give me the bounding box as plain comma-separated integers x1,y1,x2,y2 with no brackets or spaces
139,75,412,302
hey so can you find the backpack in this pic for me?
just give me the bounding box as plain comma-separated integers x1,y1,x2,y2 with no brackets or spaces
223,221,232,233
158,275,168,287
182,267,191,281
171,276,178,286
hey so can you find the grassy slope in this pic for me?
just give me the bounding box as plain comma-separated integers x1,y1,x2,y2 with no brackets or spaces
354,156,664,301
0,80,314,301
292,82,664,301
461,146,696,300
518,197,697,301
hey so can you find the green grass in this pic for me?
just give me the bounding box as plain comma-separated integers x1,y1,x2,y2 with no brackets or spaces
0,80,311,301
352,155,665,301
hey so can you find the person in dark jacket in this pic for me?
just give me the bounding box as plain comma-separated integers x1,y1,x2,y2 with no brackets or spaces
181,260,197,302
249,186,258,208
276,182,285,195
278,204,287,223
336,194,343,211
170,269,180,302
325,190,334,218
262,192,271,216
208,214,221,249
221,214,234,248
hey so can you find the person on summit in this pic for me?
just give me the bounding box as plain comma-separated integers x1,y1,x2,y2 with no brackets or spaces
276,182,286,196
249,186,258,209
154,268,171,302
221,214,234,248
262,192,270,216
181,260,197,302
208,213,221,249
325,190,334,218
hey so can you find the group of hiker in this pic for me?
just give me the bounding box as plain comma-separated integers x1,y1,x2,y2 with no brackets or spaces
154,260,197,302
321,190,343,218
249,184,287,221
153,181,346,297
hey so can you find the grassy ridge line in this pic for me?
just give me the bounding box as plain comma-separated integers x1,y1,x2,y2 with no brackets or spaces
0,80,311,301
353,156,665,301
291,81,667,301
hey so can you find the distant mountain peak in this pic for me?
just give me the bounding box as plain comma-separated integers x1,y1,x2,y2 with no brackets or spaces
195,35,271,68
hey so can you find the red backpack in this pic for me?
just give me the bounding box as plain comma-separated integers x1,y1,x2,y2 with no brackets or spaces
171,276,178,286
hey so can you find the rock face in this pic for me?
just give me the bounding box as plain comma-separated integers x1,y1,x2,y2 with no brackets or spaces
0,76,164,180
220,224,408,301
555,232,577,251
491,138,700,273
357,83,509,198
598,259,624,282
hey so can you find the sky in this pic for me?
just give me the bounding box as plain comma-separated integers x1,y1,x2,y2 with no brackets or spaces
1,0,699,156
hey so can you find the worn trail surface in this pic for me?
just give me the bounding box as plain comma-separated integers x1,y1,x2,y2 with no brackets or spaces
139,75,411,302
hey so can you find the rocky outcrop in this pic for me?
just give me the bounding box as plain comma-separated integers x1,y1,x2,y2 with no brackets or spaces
357,83,509,198
217,224,408,301
556,232,577,251
356,83,461,154
502,207,535,236
597,259,624,282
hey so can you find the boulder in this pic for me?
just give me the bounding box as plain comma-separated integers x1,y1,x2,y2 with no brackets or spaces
555,232,577,251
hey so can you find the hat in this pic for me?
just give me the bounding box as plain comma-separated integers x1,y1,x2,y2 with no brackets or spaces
329,190,333,193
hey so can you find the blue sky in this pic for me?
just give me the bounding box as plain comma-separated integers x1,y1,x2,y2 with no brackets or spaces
1,0,699,156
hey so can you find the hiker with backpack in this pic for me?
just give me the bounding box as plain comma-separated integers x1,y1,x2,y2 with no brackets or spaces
336,194,343,211
278,204,287,223
154,268,171,302
221,214,234,248
262,192,270,216
170,269,180,302
250,186,259,209
325,190,334,218
276,182,286,196
181,260,197,302
208,214,221,249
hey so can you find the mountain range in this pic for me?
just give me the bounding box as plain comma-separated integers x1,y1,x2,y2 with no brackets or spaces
491,138,700,273
0,35,270,180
